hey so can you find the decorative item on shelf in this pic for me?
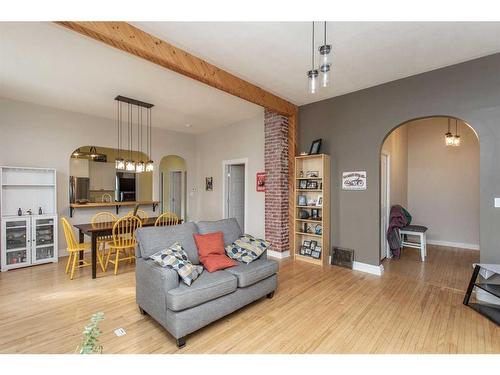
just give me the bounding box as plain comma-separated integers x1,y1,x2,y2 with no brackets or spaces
205,177,213,191
299,170,304,178
311,247,321,259
314,224,322,235
305,247,312,255
310,240,317,250
38,207,42,215
299,210,310,219
299,152,308,156
299,180,307,189
303,222,309,233
115,95,154,172
299,246,307,256
316,194,323,207
17,208,22,216
298,195,307,206
256,172,266,192
306,180,318,189
311,208,319,219
307,197,317,206
342,171,367,191
309,138,322,155
306,170,319,178
303,240,311,247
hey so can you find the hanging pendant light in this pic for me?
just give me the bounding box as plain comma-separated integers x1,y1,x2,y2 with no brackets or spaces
89,146,98,159
445,118,454,146
125,102,136,171
453,119,461,147
307,22,319,94
72,148,81,157
319,21,331,88
136,106,145,173
145,107,154,172
115,101,125,170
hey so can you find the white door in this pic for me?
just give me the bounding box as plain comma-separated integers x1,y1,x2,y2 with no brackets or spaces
1,217,31,270
226,164,245,231
380,153,390,260
31,215,58,264
169,171,182,217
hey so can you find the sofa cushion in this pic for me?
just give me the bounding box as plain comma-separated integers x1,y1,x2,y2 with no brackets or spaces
166,270,237,311
225,234,270,264
149,242,204,286
136,222,200,264
193,231,225,257
196,218,242,246
226,257,278,287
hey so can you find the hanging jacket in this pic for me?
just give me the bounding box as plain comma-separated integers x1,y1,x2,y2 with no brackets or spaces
386,205,411,258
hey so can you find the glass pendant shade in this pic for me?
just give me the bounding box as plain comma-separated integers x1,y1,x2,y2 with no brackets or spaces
125,159,136,171
307,69,319,94
89,146,98,159
320,64,330,88
453,135,461,147
445,132,454,146
319,45,332,66
72,148,81,157
145,160,154,172
115,158,125,170
136,161,145,173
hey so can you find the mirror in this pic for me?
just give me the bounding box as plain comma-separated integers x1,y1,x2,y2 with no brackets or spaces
69,146,152,204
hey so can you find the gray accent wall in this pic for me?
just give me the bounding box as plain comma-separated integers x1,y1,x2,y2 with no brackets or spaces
299,53,500,266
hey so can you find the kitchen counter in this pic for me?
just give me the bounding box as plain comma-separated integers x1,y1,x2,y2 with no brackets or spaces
69,200,159,217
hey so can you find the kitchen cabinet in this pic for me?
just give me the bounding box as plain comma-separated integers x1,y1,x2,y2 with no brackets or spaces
89,161,116,191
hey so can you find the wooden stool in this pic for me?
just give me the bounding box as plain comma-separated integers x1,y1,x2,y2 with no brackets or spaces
399,225,428,261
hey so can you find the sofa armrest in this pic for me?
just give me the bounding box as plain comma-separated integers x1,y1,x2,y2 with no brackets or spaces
136,258,179,318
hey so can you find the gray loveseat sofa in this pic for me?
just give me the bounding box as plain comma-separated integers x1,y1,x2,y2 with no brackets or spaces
135,218,278,348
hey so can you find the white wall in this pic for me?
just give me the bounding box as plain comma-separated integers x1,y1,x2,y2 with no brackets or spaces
0,98,197,254
407,118,479,248
194,112,265,238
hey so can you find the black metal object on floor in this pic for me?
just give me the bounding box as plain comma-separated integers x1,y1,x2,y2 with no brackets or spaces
463,264,500,325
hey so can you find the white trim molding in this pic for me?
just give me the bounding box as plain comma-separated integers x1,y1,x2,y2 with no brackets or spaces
267,250,290,259
352,261,384,276
427,239,479,251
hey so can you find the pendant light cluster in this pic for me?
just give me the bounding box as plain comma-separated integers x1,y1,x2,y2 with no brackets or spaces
307,21,332,94
445,118,461,147
115,95,154,173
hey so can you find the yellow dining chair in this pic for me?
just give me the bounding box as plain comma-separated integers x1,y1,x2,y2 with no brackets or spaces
61,217,91,280
154,212,179,227
91,212,117,272
124,208,149,220
106,216,143,275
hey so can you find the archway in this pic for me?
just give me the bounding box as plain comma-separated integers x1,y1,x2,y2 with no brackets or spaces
159,155,187,220
379,116,479,267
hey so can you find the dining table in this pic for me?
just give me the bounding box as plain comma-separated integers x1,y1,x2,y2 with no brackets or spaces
73,217,181,279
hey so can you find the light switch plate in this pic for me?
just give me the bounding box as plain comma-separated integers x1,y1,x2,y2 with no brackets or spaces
495,198,500,208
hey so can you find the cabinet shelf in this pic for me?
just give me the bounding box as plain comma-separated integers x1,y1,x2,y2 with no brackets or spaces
295,231,323,238
296,189,323,192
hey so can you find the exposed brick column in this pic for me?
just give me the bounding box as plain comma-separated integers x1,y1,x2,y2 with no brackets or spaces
264,109,289,253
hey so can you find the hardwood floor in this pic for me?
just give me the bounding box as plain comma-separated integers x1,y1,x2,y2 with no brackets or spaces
0,245,498,354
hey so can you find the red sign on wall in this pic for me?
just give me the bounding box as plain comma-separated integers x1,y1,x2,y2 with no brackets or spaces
256,172,266,192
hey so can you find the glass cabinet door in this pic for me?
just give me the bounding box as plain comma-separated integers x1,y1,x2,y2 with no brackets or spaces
32,217,56,263
3,218,30,268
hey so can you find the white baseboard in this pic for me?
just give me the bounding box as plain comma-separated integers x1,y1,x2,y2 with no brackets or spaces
352,261,384,276
476,289,500,306
427,239,479,251
267,250,290,259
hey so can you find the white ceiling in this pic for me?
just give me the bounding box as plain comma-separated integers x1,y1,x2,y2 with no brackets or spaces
0,22,262,134
2,22,500,134
134,22,500,105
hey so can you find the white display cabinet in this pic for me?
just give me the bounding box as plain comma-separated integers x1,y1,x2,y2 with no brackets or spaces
0,167,58,271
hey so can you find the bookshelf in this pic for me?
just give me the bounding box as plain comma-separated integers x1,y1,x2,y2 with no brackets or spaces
294,154,330,266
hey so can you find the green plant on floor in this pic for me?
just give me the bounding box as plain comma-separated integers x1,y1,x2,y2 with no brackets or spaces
77,312,104,354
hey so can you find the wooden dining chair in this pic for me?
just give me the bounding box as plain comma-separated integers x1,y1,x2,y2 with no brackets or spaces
154,212,179,227
91,212,117,272
106,216,143,275
124,208,149,220
61,217,91,280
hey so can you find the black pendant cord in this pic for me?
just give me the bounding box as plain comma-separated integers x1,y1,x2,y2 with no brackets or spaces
311,21,315,70
456,119,459,136
324,21,326,46
448,118,451,133
116,100,120,159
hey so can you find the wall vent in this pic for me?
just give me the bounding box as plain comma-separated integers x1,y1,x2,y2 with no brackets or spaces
330,247,354,269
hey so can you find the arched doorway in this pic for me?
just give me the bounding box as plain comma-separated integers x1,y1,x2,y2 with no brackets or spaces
159,155,187,220
380,116,479,265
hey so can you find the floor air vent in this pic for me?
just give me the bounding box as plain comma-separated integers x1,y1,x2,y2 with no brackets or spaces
330,247,354,269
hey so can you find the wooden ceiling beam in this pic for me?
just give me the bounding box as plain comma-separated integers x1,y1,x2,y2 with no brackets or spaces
55,21,298,117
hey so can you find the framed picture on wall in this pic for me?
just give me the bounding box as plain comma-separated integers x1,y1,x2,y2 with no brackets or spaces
205,177,213,191
298,195,307,206
309,139,322,155
256,172,266,192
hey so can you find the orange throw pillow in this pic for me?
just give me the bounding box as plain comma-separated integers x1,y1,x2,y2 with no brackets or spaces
194,232,237,272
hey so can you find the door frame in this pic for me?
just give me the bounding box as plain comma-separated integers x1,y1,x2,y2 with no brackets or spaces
380,152,391,260
222,158,248,233
169,170,183,219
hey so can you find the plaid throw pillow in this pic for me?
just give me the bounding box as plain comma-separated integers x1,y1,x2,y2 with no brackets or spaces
225,234,270,264
150,242,203,286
